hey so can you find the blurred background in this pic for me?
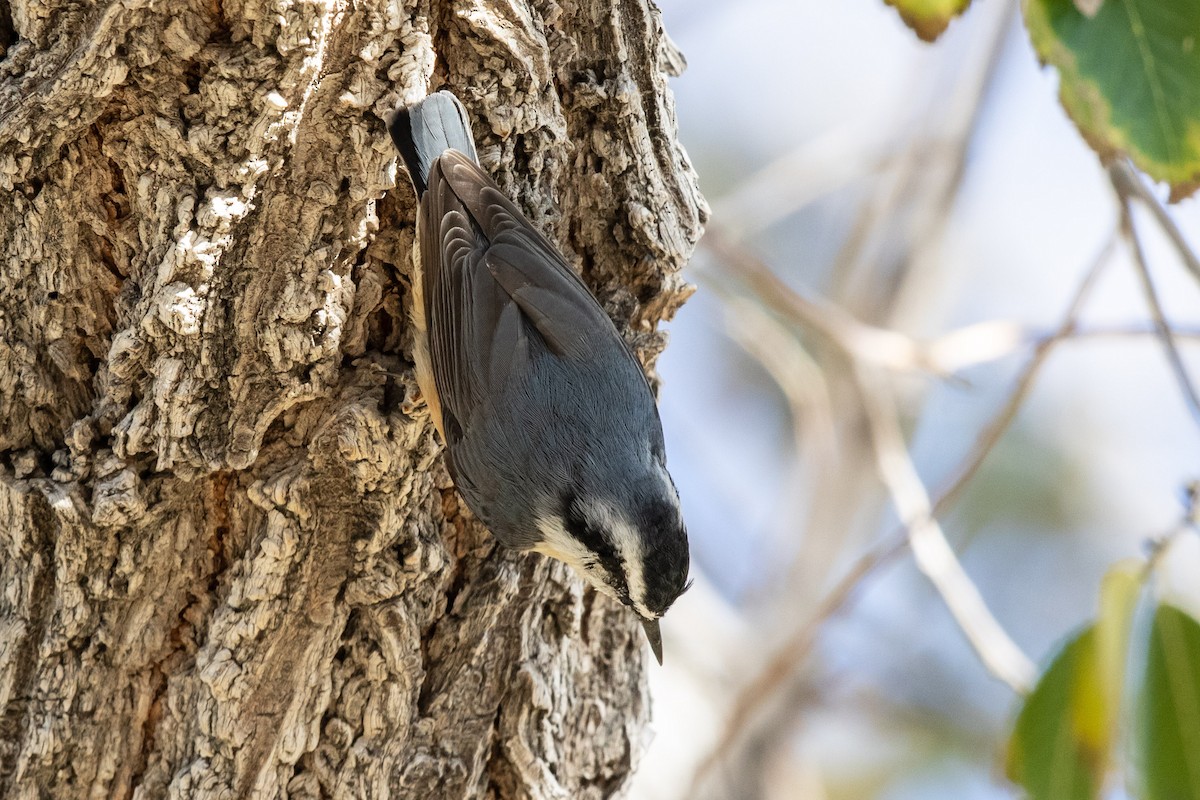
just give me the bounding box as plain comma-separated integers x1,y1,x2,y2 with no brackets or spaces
632,1,1200,798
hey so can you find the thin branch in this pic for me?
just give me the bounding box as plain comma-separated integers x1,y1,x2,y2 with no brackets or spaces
854,364,1036,692
701,229,939,374
687,228,1117,793
1112,176,1200,431
923,230,1115,511
827,0,1018,310
685,530,909,793
1142,480,1200,576
702,229,1183,379
1109,159,1200,285
719,295,838,464
709,122,896,239
929,322,1200,372
1032,324,1200,344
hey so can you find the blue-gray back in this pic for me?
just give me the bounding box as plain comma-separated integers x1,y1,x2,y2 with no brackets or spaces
418,150,665,548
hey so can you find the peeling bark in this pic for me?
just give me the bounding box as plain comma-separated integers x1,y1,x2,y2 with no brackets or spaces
0,0,705,797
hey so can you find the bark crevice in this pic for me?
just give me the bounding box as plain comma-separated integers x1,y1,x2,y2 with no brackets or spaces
0,0,703,796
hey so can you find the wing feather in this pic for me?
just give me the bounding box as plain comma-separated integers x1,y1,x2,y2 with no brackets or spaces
420,149,645,446
485,244,605,360
435,150,624,361
420,156,534,443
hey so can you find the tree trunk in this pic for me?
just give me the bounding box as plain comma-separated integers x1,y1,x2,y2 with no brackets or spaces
0,0,704,797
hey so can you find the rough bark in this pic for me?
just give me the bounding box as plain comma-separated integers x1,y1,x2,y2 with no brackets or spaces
0,0,705,797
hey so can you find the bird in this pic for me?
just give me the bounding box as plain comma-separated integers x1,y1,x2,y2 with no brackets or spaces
387,90,690,664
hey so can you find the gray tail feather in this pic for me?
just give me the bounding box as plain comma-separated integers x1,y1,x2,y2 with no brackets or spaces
389,91,479,198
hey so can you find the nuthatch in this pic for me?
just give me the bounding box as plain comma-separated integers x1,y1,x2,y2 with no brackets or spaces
388,91,690,664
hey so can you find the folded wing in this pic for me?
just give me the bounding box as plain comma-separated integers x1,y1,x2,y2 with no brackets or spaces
420,150,643,445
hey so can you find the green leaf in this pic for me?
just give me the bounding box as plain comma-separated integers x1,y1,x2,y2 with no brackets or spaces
1007,563,1142,799
1023,0,1200,201
1007,626,1106,800
883,0,972,42
1096,560,1141,732
1137,603,1200,800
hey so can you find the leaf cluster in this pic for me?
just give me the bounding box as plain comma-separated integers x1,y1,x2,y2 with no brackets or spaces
886,0,1200,200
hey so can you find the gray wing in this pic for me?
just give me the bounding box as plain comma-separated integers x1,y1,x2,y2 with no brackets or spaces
438,151,628,360
419,156,528,446
420,150,643,442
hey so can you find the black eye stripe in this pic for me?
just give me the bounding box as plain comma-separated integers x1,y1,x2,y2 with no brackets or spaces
562,493,630,601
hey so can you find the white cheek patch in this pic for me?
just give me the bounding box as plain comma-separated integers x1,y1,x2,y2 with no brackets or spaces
532,515,621,602
579,501,653,621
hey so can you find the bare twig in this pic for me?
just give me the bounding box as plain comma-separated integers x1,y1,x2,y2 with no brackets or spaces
925,231,1116,509
700,272,839,463
828,0,1018,314
685,530,909,792
720,296,838,463
1110,160,1200,285
930,322,1200,372
1128,241,1200,428
1112,173,1200,430
701,230,939,374
687,228,1118,792
1142,480,1200,575
709,121,896,239
854,364,1037,691
703,230,1180,378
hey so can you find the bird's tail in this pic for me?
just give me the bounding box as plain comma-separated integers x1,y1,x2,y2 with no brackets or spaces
388,90,479,198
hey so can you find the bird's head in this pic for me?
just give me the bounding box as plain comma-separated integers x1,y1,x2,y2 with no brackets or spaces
532,477,690,664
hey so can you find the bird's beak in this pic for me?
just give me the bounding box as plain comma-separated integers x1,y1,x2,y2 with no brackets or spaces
641,618,664,665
